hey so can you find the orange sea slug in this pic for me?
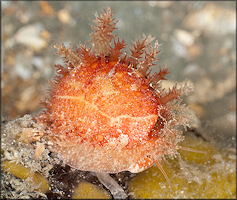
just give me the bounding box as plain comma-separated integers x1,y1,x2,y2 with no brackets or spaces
37,7,193,179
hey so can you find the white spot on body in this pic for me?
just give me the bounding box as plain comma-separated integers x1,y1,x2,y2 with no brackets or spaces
107,67,115,78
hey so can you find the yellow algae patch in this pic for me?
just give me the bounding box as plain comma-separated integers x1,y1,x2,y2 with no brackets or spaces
128,136,236,199
178,135,219,165
2,160,50,193
72,180,111,199
32,171,50,193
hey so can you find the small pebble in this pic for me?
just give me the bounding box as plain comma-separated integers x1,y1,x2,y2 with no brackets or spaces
174,29,195,47
7,24,47,52
183,3,236,36
57,9,72,24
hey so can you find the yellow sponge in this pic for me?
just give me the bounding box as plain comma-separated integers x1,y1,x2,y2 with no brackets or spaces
2,160,50,193
128,136,236,199
72,180,111,199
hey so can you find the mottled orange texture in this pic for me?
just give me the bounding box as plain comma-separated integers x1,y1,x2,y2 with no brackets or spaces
37,7,193,173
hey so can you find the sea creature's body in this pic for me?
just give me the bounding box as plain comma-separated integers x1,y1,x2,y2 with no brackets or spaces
37,7,192,197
